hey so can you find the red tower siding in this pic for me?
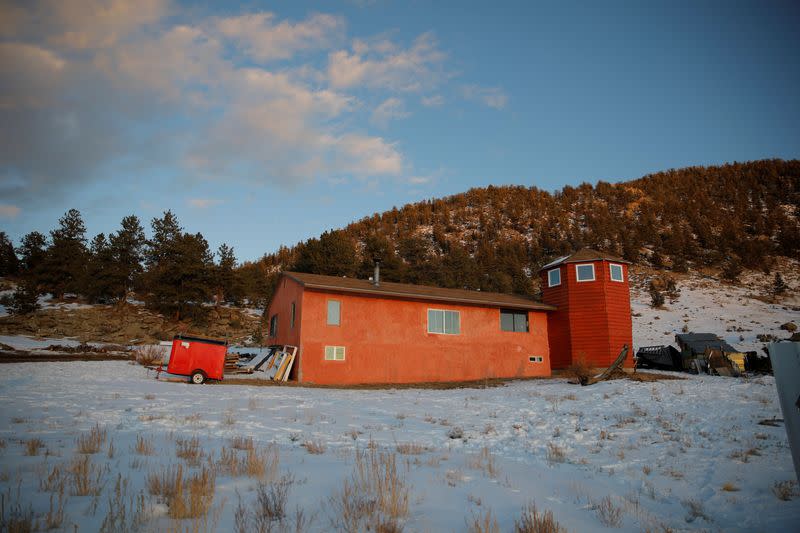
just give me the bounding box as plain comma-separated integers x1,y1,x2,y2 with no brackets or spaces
268,284,551,385
541,260,633,369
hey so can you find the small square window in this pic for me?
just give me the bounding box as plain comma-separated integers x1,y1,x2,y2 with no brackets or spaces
324,346,345,361
575,263,595,282
547,268,561,287
327,300,340,326
529,356,543,363
609,263,624,282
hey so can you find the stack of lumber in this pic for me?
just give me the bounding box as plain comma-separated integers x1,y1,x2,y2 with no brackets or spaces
224,352,241,373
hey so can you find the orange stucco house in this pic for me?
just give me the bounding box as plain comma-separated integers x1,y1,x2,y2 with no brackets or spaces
264,248,633,385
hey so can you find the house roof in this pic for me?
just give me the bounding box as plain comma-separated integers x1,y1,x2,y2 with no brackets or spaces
540,248,630,271
282,271,556,311
675,333,740,354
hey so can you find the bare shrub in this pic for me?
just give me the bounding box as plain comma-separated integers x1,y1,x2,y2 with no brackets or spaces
135,435,155,456
231,435,255,451
24,438,45,456
253,474,295,528
682,498,709,523
594,496,623,527
100,473,147,533
546,443,566,465
514,501,567,533
396,442,430,455
69,455,103,496
247,397,259,410
642,465,652,476
467,446,499,479
466,507,499,533
144,393,156,400
772,480,797,501
76,424,107,454
135,345,163,366
721,482,739,492
564,356,593,383
445,469,464,487
223,410,237,426
176,436,203,465
303,439,326,455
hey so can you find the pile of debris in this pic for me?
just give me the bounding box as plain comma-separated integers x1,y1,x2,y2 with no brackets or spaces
635,332,772,376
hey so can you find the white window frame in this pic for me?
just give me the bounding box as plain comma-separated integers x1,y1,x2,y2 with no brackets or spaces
427,309,461,335
547,268,561,287
327,299,341,326
324,345,345,361
575,263,595,282
529,355,543,363
609,263,624,282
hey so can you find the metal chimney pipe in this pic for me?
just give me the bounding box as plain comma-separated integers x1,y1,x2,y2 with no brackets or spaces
373,258,381,286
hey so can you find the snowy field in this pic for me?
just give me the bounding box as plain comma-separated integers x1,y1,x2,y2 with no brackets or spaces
1,361,798,532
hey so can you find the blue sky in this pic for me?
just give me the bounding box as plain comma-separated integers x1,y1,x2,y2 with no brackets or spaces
1,0,798,261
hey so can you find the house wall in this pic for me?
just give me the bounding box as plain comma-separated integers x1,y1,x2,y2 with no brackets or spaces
286,288,551,385
542,261,633,369
263,276,304,380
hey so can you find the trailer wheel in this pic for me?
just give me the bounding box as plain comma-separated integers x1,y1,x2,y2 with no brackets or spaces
190,371,206,384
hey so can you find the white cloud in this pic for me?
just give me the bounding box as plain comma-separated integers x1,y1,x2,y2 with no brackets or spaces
188,198,221,209
421,94,444,107
0,205,21,218
0,43,65,109
328,32,446,91
370,97,409,127
215,12,345,62
407,175,431,185
462,84,508,110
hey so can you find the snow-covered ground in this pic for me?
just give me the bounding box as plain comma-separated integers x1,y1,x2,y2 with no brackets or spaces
631,273,799,354
0,362,798,532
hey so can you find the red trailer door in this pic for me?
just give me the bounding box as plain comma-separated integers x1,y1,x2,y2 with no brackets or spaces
166,335,227,383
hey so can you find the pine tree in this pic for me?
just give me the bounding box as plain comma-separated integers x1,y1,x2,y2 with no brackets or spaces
17,231,47,286
294,230,357,277
85,233,117,303
42,209,88,298
215,243,242,305
773,272,788,296
0,232,19,276
109,215,146,302
9,279,40,315
721,256,743,283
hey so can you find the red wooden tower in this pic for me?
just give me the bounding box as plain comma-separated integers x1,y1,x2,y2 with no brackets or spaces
540,249,633,369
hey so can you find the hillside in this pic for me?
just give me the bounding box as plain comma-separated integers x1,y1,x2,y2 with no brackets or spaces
253,159,799,301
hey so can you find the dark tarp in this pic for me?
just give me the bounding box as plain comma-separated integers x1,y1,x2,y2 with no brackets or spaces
635,345,683,371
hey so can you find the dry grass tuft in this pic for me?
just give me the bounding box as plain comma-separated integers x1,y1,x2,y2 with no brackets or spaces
721,482,740,492
144,393,156,400
303,439,327,455
135,435,155,456
76,424,107,454
23,438,45,456
246,444,279,480
467,446,500,479
328,447,410,532
514,501,567,533
0,492,34,533
176,436,203,465
217,447,244,477
147,464,183,501
682,498,709,523
395,442,430,455
69,455,103,496
466,507,500,533
546,443,566,465
231,435,255,451
169,466,216,519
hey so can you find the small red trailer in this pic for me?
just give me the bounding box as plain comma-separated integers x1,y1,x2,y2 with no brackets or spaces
165,334,227,384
